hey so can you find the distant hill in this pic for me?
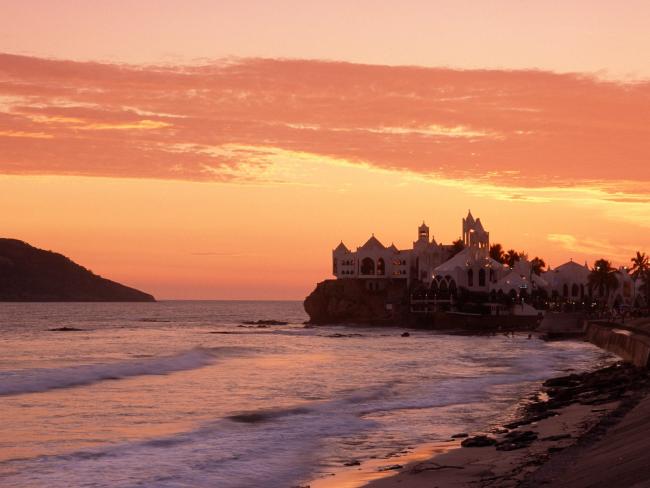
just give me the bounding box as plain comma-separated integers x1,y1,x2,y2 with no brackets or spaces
0,239,155,302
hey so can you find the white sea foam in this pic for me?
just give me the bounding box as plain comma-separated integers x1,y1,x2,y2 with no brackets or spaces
0,370,570,488
1,389,379,488
0,348,224,396
0,302,609,488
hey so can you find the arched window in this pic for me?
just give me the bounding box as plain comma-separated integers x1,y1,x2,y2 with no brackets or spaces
431,280,439,293
439,280,449,299
563,284,569,297
449,279,457,297
467,269,474,287
377,258,385,275
581,284,585,298
479,268,486,287
489,269,495,282
361,257,375,275
571,284,579,297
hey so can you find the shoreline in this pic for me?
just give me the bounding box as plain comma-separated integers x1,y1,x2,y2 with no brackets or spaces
303,339,616,488
356,361,650,488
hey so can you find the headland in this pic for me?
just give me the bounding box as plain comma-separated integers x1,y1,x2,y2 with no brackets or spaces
0,238,155,301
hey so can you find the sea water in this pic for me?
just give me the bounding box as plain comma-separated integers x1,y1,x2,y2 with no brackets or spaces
0,301,608,487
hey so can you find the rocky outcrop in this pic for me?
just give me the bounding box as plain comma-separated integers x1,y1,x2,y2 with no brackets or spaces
0,238,155,301
303,278,408,324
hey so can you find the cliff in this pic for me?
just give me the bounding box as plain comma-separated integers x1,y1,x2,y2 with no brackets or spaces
0,238,155,302
303,278,409,324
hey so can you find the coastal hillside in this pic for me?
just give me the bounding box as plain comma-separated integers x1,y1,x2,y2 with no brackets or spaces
0,238,155,301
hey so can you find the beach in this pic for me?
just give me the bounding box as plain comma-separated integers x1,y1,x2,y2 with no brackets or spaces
364,362,650,488
0,301,608,488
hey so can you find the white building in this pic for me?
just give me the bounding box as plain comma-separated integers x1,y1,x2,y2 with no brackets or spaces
332,211,501,290
332,210,639,308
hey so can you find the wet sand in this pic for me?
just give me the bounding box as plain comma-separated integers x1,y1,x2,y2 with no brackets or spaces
363,362,650,488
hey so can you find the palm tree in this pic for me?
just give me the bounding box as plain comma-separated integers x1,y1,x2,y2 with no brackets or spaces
505,249,520,267
588,259,619,308
531,257,546,275
449,239,465,258
631,251,650,304
489,243,505,263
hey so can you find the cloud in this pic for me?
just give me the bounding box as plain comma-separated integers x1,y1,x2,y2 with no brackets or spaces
1,53,650,192
547,233,638,261
0,130,53,139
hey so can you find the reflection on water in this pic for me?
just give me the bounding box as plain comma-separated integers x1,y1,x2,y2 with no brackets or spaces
0,301,608,487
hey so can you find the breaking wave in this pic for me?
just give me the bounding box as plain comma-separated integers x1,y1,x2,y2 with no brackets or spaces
0,348,223,396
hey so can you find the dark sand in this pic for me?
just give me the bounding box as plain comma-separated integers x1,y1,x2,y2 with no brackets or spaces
363,363,650,488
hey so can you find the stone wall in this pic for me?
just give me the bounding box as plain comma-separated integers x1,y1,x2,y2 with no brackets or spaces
585,321,650,367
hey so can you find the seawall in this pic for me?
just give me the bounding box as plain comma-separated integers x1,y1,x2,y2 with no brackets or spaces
584,320,650,367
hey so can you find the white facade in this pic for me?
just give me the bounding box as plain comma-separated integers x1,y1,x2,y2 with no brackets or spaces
332,211,493,287
333,211,641,307
333,235,410,280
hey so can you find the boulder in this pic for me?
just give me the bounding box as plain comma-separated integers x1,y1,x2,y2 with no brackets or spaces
461,435,497,448
451,433,469,439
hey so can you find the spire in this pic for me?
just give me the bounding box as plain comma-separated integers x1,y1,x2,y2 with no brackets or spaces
466,209,475,224
417,220,429,241
333,241,350,253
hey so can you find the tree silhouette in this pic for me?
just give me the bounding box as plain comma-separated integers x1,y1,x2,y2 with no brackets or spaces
489,243,505,263
531,257,546,275
450,239,465,258
505,249,521,267
588,259,619,308
631,251,650,303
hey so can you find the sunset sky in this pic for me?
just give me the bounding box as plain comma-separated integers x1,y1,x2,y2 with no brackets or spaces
2,1,650,299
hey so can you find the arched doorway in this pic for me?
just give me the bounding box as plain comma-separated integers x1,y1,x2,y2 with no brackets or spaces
361,257,375,275
439,280,449,299
571,284,579,297
449,279,457,298
431,280,439,293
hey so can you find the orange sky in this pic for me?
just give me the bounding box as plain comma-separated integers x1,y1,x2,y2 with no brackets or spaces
1,3,650,299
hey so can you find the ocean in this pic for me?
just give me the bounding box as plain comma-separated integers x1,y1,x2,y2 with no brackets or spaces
0,301,609,488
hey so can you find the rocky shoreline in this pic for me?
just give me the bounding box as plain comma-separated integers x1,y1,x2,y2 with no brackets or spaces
362,361,650,488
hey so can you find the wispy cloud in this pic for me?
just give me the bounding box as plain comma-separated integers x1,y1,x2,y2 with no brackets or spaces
1,53,650,195
547,233,639,262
